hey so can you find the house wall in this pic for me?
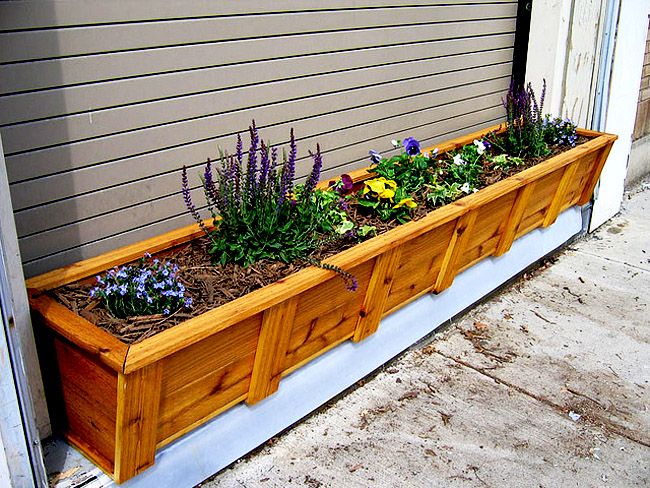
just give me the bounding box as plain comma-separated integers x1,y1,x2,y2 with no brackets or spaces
628,17,650,186
0,1,518,277
527,0,650,228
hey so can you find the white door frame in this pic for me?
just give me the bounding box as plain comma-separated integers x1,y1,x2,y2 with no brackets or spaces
0,136,48,487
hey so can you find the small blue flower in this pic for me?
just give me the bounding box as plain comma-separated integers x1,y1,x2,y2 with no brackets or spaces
163,308,170,315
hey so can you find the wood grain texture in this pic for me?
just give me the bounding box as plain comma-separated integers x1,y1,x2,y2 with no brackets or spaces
53,338,118,472
29,125,615,484
578,135,617,205
156,314,260,443
543,161,580,227
457,191,517,270
353,247,402,342
114,363,163,483
29,291,127,371
247,297,298,404
495,183,536,256
434,208,478,293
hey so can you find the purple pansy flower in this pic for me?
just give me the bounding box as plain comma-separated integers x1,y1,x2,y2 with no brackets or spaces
402,137,421,156
369,150,382,165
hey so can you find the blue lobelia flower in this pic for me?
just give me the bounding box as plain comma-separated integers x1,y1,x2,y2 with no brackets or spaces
402,137,421,156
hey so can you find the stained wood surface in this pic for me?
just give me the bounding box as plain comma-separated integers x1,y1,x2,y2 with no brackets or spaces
53,338,118,472
495,184,535,256
247,298,298,404
157,314,260,443
434,208,478,292
114,364,163,483
29,292,127,371
353,247,403,342
32,126,616,483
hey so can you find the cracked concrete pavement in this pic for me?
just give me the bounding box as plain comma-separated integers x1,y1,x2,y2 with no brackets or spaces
199,180,649,488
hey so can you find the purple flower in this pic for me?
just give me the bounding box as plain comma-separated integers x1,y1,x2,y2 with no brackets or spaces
402,137,421,156
340,174,353,192
182,166,211,237
304,143,323,194
369,150,382,165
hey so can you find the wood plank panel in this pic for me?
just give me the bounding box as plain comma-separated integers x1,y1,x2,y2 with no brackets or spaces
433,208,478,292
353,247,402,342
247,297,298,404
494,183,536,256
53,338,117,471
0,5,516,62
157,357,253,444
456,191,517,270
284,260,374,371
516,170,565,237
0,35,514,125
160,315,261,394
114,364,163,483
385,220,456,312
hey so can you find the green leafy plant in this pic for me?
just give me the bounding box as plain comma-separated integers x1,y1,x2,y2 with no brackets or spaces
489,80,550,158
183,121,358,290
368,139,437,194
424,176,462,207
543,116,578,147
183,122,338,266
89,254,192,318
490,154,524,172
357,177,417,223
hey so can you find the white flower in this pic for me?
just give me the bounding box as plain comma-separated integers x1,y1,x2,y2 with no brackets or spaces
473,139,486,155
422,151,429,158
453,154,465,166
460,182,471,194
431,148,439,157
391,139,399,148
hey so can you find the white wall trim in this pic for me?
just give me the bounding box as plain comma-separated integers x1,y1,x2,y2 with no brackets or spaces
590,0,650,229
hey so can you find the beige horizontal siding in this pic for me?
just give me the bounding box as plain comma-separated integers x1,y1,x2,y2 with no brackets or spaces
12,76,510,237
0,0,508,31
0,4,515,62
0,1,518,276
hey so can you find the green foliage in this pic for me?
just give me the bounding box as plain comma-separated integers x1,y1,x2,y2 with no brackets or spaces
492,80,550,159
208,186,343,266
491,154,524,172
89,254,191,318
370,151,434,194
357,177,417,223
424,177,462,207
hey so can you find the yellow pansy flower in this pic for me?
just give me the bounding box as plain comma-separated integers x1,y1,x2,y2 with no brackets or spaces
363,177,398,200
393,197,417,209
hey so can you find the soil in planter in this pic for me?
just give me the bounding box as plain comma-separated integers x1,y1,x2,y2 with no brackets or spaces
53,138,588,344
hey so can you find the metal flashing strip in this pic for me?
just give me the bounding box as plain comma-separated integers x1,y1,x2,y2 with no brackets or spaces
48,206,583,488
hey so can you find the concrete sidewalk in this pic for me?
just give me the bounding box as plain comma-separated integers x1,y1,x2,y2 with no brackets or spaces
201,181,649,488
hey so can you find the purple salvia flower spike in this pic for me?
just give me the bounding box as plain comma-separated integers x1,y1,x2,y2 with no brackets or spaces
181,166,210,237
259,139,270,193
304,143,323,194
247,120,260,199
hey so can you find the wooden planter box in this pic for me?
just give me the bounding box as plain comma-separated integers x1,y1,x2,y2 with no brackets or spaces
27,125,616,483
